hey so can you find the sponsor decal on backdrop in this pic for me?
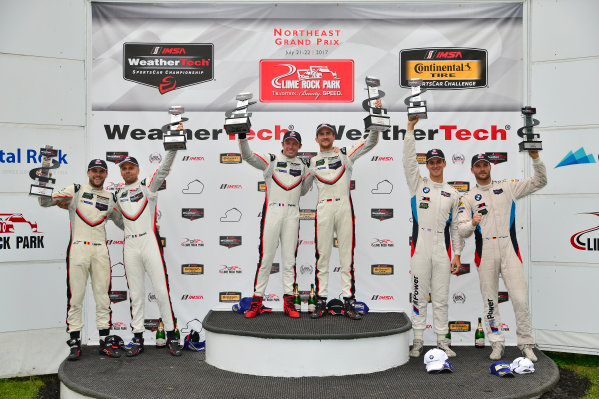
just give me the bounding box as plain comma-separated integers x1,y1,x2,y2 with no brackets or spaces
182,208,204,220
300,264,313,275
123,43,214,94
570,212,599,251
182,180,204,194
0,148,68,164
219,265,242,274
300,209,316,220
486,152,508,165
264,293,280,302
257,181,266,192
556,148,596,168
260,59,354,102
112,322,127,331
371,208,394,221
220,236,242,248
106,151,128,164
109,291,127,304
0,213,44,250
400,48,488,89
273,28,342,47
371,180,393,194
498,291,509,303
181,238,204,247
452,153,465,164
181,294,204,300
181,155,205,161
111,262,126,277
220,208,242,222
144,319,160,332
371,264,394,275
449,321,472,332
371,238,394,248
452,292,466,303
416,153,427,164
148,152,162,163
219,291,242,303
371,295,395,301
181,264,204,275
448,181,470,193
220,153,242,164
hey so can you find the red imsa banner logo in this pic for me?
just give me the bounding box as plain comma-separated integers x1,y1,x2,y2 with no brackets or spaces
260,59,354,103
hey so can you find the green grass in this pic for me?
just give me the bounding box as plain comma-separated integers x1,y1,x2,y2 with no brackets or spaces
546,352,599,399
0,375,45,399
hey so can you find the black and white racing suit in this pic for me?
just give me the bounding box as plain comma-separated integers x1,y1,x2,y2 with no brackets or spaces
458,157,547,348
403,129,463,337
239,138,312,297
39,184,123,333
310,130,379,299
116,150,178,333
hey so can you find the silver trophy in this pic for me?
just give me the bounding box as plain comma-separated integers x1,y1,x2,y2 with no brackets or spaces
163,106,188,150
518,106,542,152
404,79,428,119
29,145,61,197
224,92,256,135
362,76,390,132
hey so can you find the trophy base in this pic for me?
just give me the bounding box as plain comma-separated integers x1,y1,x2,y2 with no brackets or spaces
519,141,543,152
364,115,390,132
30,184,53,197
164,133,187,150
408,106,428,119
224,117,251,135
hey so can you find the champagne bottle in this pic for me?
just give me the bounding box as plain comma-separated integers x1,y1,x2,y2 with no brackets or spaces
445,330,452,347
174,317,180,341
475,317,485,348
308,284,316,313
293,283,301,311
156,318,166,348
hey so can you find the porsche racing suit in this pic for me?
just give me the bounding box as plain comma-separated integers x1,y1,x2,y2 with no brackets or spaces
240,138,312,296
39,184,123,333
310,130,379,299
403,130,464,337
458,157,547,348
116,150,178,333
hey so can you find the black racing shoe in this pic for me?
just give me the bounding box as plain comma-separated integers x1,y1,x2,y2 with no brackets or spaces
66,339,81,361
99,338,121,358
311,297,327,319
126,337,144,357
167,339,182,357
343,297,362,320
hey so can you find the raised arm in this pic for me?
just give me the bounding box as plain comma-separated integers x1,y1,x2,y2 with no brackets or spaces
509,153,547,200
38,184,75,208
239,137,271,171
402,117,421,195
148,150,177,193
346,129,380,163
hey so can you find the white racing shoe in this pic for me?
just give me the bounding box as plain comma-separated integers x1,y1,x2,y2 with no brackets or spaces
522,344,538,362
437,340,456,357
490,342,504,360
409,339,424,357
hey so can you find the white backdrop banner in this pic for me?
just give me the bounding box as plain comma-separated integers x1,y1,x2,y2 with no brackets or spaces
86,2,525,346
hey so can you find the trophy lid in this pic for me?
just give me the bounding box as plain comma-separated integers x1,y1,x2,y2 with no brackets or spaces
365,76,381,87
236,92,253,101
408,79,423,87
169,106,185,115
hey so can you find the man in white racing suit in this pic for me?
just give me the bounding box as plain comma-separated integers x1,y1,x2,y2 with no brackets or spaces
239,130,312,318
116,152,181,357
39,159,124,360
403,116,463,358
458,152,547,362
310,121,379,320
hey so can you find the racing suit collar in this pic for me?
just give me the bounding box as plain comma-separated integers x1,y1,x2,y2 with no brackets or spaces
476,182,492,191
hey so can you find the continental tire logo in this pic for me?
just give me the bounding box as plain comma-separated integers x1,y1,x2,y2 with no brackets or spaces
257,181,266,192
219,291,242,302
371,264,394,275
181,264,204,275
400,47,488,89
416,153,427,164
220,153,242,164
448,181,470,193
300,209,316,220
449,321,472,332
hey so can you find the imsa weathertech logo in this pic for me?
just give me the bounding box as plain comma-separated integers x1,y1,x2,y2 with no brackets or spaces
297,152,317,160
219,236,242,248
486,152,508,165
144,319,160,332
219,291,242,302
448,181,470,193
498,291,509,303
106,151,128,164
371,208,394,221
416,153,427,164
109,291,127,304
400,47,488,89
455,263,471,276
220,153,242,164
371,264,394,275
300,209,316,220
449,321,472,332
123,43,214,94
182,208,204,221
270,263,280,274
181,264,204,275
260,59,354,103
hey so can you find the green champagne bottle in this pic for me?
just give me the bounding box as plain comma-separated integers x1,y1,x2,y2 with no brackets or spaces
174,317,180,341
475,317,485,348
445,330,452,347
308,284,316,313
293,283,301,311
156,318,166,348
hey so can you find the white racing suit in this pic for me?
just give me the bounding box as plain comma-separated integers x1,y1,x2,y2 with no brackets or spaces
116,150,178,333
39,184,123,333
310,130,379,299
239,139,312,296
458,157,547,348
403,130,464,337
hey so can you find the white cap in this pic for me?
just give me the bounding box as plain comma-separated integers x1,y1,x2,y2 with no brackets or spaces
510,357,535,374
424,348,453,373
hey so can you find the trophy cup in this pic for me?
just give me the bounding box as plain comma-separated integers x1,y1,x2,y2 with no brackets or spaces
362,76,390,132
162,106,188,150
404,79,428,119
517,106,542,152
224,92,256,135
29,145,61,197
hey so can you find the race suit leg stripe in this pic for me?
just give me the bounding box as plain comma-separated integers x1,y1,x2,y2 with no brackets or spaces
501,246,534,347
338,197,356,298
65,235,73,332
253,206,282,297
89,244,111,330
411,238,433,331
315,202,334,298
124,242,145,333
253,200,268,294
66,243,90,333
280,210,300,296
477,240,503,343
